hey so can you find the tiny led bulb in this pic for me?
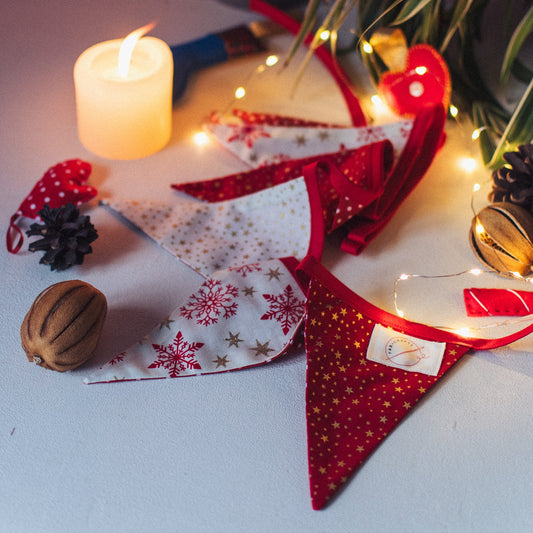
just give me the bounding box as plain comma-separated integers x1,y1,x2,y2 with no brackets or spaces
459,157,477,173
320,30,330,40
449,105,458,117
193,131,209,146
362,41,373,54
371,94,383,106
415,66,427,75
455,327,473,338
235,86,246,99
265,55,278,67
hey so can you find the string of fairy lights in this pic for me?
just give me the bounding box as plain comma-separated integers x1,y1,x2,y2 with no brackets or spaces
190,30,533,336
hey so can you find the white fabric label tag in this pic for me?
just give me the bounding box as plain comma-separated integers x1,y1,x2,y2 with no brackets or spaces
366,324,446,376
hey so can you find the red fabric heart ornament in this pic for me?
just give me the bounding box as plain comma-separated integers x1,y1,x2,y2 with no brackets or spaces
378,44,451,117
7,159,96,253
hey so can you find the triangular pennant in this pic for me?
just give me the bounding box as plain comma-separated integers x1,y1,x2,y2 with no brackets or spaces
203,114,412,169
102,177,311,277
301,256,471,510
172,142,391,208
341,103,446,255
85,257,305,384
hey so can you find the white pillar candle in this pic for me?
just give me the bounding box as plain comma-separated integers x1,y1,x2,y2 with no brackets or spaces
74,36,173,160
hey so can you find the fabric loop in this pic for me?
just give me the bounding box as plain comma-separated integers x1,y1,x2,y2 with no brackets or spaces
6,214,24,254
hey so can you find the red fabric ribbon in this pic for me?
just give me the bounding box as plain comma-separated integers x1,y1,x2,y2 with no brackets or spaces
464,287,533,317
249,0,366,128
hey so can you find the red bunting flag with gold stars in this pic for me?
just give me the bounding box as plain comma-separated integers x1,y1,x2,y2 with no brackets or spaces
300,254,533,510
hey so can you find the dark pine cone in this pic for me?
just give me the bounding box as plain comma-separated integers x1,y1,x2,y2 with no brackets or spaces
489,144,533,212
26,203,98,271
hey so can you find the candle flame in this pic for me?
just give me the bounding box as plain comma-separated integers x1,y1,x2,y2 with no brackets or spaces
118,21,156,78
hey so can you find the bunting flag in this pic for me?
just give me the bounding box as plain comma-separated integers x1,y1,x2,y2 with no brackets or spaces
174,104,445,256
202,109,412,168
84,257,305,384
102,177,311,277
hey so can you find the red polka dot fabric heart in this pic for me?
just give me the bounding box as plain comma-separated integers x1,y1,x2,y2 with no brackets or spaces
378,44,451,117
7,159,97,253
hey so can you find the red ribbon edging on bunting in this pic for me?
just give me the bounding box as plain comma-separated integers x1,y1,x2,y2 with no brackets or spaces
249,0,367,128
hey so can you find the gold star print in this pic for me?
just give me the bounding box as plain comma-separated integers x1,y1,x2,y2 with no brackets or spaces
318,130,330,141
319,467,327,475
159,317,174,330
243,286,256,297
265,267,282,280
294,134,307,146
251,339,275,357
213,355,230,368
225,331,243,348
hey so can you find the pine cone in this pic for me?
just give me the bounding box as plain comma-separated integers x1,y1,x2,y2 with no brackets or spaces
26,203,98,271
489,144,533,212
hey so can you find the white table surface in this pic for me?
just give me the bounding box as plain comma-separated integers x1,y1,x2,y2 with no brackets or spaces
1,1,532,532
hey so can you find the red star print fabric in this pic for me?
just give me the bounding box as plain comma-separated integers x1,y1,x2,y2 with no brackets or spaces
173,103,444,256
299,254,533,510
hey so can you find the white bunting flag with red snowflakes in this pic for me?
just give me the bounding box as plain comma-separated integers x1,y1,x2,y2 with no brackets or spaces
204,109,412,168
84,258,305,384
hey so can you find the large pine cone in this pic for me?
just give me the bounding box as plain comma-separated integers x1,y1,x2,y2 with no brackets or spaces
490,144,533,212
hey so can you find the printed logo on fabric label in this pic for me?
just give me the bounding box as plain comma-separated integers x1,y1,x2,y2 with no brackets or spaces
367,324,446,376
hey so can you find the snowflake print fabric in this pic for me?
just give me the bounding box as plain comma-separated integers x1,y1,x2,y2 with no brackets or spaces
84,258,305,384
261,284,305,335
180,278,239,326
150,331,203,377
204,111,412,168
100,177,311,277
